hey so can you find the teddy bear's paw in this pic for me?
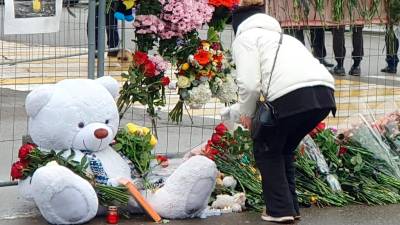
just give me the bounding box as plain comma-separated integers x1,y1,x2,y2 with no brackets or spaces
148,156,218,219
31,165,98,224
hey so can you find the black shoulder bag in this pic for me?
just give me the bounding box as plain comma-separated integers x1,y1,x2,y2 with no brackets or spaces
251,32,283,140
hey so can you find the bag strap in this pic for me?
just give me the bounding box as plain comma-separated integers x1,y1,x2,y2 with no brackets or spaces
262,32,283,99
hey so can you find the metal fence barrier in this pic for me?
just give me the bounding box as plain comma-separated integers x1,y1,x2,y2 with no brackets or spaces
0,2,399,185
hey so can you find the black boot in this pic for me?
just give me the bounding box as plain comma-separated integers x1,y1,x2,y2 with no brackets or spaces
330,65,346,76
349,65,361,76
381,66,397,74
319,58,334,67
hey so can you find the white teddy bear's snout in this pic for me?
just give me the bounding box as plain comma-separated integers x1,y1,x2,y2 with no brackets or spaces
73,123,114,152
94,128,109,139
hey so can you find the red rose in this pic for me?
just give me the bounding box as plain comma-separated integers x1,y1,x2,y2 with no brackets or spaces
194,50,211,66
143,60,156,77
338,146,348,156
18,144,36,160
215,123,228,135
309,122,326,137
160,76,170,86
134,51,148,65
316,122,326,131
203,144,220,160
211,133,222,144
10,161,26,180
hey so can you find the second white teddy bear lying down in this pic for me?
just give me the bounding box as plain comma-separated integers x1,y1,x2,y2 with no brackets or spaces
211,193,246,213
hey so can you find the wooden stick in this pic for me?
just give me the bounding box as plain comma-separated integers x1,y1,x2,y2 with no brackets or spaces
118,178,162,223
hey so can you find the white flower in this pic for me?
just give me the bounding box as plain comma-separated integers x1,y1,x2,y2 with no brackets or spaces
216,76,238,103
188,55,195,62
187,82,212,107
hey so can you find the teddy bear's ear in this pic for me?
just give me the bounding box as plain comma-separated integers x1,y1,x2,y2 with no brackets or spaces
96,76,119,98
25,85,55,118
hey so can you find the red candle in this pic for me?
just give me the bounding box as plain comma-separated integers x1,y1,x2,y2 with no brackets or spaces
107,206,119,224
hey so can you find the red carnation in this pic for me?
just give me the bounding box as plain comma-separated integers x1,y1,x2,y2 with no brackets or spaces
134,51,149,65
156,155,168,163
10,161,26,180
215,123,228,135
143,60,156,77
160,76,170,86
156,155,169,168
211,133,222,144
338,146,348,156
18,144,36,160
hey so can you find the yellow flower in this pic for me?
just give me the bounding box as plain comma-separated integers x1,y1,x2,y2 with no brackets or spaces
177,76,191,88
310,196,318,204
142,127,150,135
150,135,158,147
126,123,139,134
181,63,190,71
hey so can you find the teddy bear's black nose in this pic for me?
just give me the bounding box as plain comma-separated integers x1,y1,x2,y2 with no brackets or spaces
94,128,108,139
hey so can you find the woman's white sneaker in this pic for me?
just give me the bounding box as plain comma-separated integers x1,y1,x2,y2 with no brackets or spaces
261,213,294,223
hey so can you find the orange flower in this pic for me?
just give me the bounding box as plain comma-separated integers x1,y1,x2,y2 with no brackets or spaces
194,50,211,66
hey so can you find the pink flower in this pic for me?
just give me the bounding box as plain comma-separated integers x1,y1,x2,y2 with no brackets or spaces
136,29,149,34
149,25,157,33
164,4,173,11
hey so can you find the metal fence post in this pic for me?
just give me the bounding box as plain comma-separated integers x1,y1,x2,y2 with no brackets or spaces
97,0,106,78
88,0,96,79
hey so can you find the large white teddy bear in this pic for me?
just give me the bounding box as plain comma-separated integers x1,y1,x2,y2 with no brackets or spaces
19,77,218,224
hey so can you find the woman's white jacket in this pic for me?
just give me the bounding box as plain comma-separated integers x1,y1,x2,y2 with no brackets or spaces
232,13,335,118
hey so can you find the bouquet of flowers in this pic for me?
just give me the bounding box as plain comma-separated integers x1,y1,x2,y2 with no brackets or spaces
315,124,400,205
207,0,240,31
117,51,170,136
133,0,214,52
10,144,131,207
301,135,342,192
373,111,400,154
204,123,350,210
168,33,236,123
114,123,158,178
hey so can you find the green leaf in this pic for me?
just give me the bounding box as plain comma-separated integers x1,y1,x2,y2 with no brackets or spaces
67,150,76,161
114,143,123,151
207,27,219,43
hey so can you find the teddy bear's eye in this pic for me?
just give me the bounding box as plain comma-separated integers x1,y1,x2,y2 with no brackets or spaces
78,122,85,128
105,119,110,125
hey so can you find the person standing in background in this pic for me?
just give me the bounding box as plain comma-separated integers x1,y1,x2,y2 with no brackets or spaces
87,2,120,57
381,26,399,74
330,26,364,76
